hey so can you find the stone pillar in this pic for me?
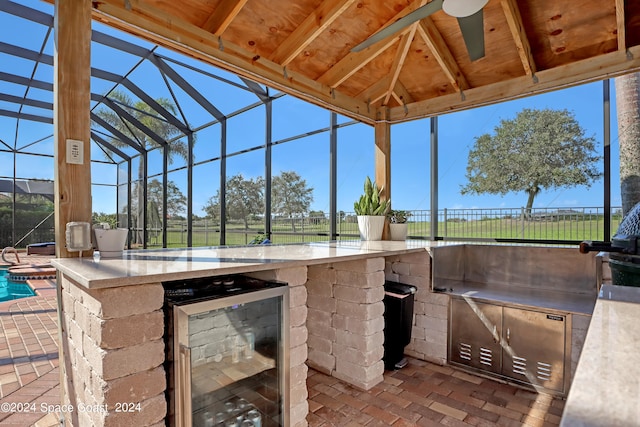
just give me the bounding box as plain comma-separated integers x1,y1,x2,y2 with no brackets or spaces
306,264,337,375
58,274,166,426
307,258,386,391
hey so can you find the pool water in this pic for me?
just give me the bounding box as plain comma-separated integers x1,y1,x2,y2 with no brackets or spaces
0,267,36,302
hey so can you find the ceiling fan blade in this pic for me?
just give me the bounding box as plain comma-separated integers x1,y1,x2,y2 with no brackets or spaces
351,0,444,52
457,9,485,61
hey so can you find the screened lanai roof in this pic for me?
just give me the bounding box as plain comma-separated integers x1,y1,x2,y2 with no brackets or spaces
0,179,53,201
0,0,288,163
4,0,639,142
2,0,639,162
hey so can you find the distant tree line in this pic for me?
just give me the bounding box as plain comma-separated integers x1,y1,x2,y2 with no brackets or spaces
204,171,314,230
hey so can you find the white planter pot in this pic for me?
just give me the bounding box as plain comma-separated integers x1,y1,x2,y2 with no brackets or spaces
389,223,408,241
94,228,129,258
357,215,385,241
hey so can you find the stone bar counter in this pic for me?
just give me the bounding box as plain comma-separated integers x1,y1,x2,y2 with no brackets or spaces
560,284,640,426
51,240,438,426
52,240,630,427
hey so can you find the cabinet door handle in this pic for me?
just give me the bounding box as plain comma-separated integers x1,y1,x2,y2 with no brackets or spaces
506,327,510,345
179,345,192,427
492,325,500,343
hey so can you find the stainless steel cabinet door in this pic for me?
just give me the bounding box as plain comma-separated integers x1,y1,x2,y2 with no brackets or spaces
450,298,503,374
502,307,565,392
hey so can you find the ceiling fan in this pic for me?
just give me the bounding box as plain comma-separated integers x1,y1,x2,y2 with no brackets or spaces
351,0,489,61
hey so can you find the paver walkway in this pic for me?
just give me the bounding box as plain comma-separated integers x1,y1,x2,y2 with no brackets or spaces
307,358,565,426
0,280,60,427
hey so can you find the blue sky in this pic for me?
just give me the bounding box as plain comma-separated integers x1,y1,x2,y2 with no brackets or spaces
0,0,621,218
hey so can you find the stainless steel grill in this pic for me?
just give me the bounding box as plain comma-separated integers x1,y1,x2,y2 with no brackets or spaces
581,202,640,287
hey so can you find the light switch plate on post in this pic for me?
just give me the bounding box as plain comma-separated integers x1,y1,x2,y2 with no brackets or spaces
66,139,84,164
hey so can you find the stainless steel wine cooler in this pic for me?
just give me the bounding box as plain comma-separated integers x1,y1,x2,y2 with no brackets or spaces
164,275,290,427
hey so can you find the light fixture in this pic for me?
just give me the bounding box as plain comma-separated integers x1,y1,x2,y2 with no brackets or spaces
442,0,488,18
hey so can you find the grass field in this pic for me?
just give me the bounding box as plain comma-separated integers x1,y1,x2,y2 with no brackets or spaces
150,214,621,248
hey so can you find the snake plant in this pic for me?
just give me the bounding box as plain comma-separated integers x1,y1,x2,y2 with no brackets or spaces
354,176,390,216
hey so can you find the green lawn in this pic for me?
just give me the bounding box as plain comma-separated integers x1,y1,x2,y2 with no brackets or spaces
149,215,619,248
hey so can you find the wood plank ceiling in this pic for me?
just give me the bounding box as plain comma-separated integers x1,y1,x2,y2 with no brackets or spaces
83,0,640,125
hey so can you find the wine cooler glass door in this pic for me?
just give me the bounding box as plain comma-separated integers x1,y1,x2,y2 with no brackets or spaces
174,286,289,427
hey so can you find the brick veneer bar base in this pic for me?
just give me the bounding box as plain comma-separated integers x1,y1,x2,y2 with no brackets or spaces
58,273,167,427
57,256,429,427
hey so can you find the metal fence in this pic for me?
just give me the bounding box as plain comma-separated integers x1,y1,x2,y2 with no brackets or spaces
420,206,620,242
2,206,622,249
157,206,621,247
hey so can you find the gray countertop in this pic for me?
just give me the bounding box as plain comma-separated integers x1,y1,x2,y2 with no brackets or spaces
560,284,640,426
435,279,597,315
51,240,435,289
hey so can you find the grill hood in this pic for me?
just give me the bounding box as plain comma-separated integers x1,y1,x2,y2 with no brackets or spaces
580,202,640,255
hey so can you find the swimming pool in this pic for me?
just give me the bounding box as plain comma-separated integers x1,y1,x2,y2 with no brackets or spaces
0,267,36,302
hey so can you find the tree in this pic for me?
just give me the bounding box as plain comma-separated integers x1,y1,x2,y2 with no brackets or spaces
272,171,313,232
461,108,601,214
204,174,264,229
203,196,221,224
95,91,187,244
147,179,186,219
615,73,640,216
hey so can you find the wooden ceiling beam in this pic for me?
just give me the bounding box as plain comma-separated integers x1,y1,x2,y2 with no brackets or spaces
91,0,377,124
500,0,536,76
417,18,470,92
383,26,417,105
382,0,427,105
317,28,407,88
202,0,248,36
388,45,640,123
615,0,626,51
392,80,414,105
358,76,391,106
270,0,357,67
318,0,426,88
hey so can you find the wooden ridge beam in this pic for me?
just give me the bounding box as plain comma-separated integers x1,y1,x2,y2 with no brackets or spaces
388,45,640,123
270,0,357,67
92,0,376,124
202,0,249,36
417,18,469,92
500,0,536,76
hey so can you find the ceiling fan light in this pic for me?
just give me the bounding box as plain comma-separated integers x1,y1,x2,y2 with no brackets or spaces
442,0,488,17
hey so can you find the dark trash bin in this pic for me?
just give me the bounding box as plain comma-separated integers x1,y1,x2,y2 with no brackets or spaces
383,281,417,370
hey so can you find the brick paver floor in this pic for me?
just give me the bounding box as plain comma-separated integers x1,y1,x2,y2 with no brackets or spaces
0,284,60,427
307,358,565,426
